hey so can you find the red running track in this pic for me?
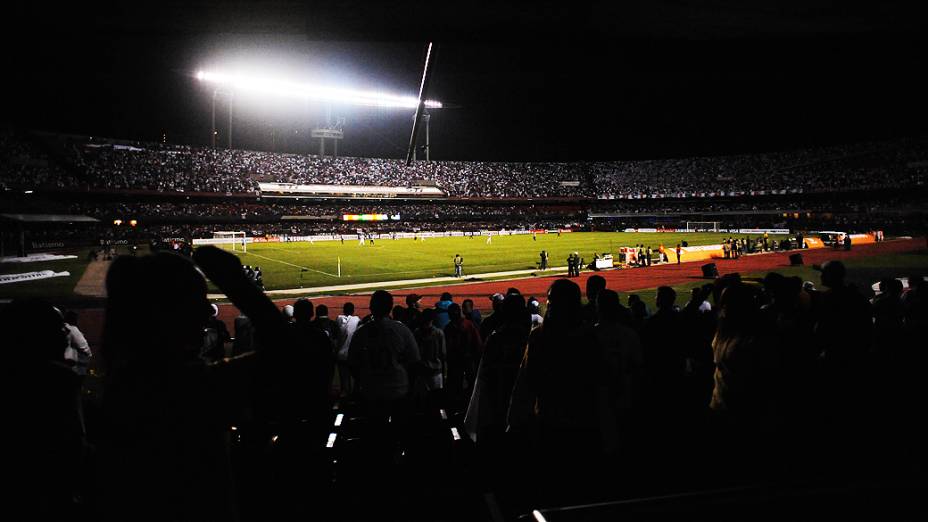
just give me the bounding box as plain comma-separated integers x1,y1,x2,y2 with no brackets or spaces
272,238,924,316
77,238,926,351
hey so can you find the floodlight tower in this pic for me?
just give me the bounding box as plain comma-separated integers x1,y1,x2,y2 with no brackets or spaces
406,43,436,166
209,88,233,149
195,69,442,155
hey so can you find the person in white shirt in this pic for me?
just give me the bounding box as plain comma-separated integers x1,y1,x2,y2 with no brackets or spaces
348,291,420,412
62,310,92,375
335,302,361,397
528,298,544,329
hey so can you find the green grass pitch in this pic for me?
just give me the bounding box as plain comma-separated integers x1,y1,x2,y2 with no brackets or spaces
227,232,781,290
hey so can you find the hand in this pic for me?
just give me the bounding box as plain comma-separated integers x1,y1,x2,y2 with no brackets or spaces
193,245,242,280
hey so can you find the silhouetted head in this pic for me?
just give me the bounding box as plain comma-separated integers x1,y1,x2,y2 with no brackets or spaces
501,293,527,324
656,286,676,311
717,282,760,337
586,275,607,301
316,304,329,318
343,302,355,316
392,305,407,322
490,293,504,312
820,260,846,289
462,299,475,315
406,294,422,308
293,298,314,322
440,292,453,302
596,289,623,323
546,278,582,326
507,287,521,296
448,303,462,322
2,299,68,365
420,308,436,329
370,290,394,318
103,253,213,368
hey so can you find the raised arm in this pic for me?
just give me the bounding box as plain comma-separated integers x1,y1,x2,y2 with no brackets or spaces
193,246,288,351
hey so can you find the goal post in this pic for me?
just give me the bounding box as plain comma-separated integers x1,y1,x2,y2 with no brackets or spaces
685,221,720,232
213,231,248,252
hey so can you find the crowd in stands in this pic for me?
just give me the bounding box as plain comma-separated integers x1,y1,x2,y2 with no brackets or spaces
2,130,926,198
6,244,927,519
0,128,77,189
591,137,928,199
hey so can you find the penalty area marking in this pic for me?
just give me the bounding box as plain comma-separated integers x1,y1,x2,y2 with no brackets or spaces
243,251,340,278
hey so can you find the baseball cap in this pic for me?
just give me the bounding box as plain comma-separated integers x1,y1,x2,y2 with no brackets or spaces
406,293,422,305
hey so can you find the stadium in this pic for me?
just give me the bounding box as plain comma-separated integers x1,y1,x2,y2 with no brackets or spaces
2,3,928,521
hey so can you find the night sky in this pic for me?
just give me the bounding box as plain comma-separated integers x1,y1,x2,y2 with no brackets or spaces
4,1,927,162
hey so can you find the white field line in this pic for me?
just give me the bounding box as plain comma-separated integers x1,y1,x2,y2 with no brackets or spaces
243,251,339,278
207,265,570,298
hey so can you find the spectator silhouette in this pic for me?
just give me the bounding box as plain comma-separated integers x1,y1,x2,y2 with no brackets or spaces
813,261,871,396
347,290,420,419
509,279,605,458
593,289,644,454
311,303,339,344
335,302,360,398
97,248,289,521
4,299,84,518
467,294,530,449
413,308,446,408
433,292,454,329
480,293,506,340
201,303,231,363
443,302,483,411
627,294,649,332
285,298,335,421
582,274,607,324
710,282,778,419
462,298,482,327
641,287,688,416
63,309,93,375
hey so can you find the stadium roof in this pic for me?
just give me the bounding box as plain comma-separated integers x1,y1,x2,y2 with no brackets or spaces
0,214,100,223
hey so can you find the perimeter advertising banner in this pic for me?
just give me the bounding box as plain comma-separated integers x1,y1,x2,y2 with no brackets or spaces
342,214,400,221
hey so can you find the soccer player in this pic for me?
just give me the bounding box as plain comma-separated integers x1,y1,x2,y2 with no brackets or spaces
453,254,464,277
486,233,492,245
676,244,682,264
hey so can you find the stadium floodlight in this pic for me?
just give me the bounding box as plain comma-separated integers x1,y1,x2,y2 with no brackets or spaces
196,70,442,109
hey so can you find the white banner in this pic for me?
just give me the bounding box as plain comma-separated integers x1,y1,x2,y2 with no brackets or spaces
735,228,790,235
0,254,77,264
0,270,71,285
192,237,255,246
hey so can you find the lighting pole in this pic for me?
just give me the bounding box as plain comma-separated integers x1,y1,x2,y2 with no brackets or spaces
425,111,431,162
211,89,217,148
228,92,233,149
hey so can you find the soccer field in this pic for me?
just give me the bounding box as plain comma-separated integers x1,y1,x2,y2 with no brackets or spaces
227,232,783,290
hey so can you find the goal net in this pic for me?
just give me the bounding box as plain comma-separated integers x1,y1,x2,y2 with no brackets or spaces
213,231,248,252
685,221,720,232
